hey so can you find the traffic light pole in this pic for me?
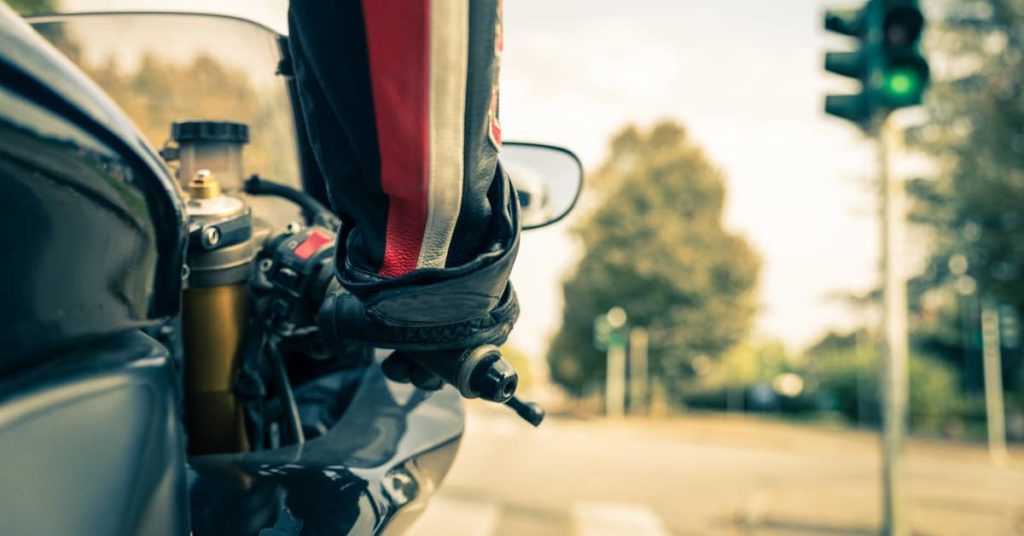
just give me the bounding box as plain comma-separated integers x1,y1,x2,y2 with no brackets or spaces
823,2,928,532
876,117,909,536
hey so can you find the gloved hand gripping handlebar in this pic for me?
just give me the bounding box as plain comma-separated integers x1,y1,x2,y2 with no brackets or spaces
249,181,544,426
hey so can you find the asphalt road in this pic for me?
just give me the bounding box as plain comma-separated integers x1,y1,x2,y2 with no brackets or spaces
406,403,1024,536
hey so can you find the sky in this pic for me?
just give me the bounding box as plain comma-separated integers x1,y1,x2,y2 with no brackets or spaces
56,0,890,360
501,1,883,358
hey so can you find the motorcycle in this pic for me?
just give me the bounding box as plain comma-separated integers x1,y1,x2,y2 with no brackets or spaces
0,5,582,535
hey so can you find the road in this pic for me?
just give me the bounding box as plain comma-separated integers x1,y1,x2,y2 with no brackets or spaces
406,402,1024,536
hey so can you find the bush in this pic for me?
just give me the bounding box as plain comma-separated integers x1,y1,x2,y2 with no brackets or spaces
680,382,818,414
809,347,964,433
676,346,965,435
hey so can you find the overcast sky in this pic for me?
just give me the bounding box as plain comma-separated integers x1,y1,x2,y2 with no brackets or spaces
501,1,882,359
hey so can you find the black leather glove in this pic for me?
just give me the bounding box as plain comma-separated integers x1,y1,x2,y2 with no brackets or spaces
318,282,518,390
318,282,519,352
318,175,520,390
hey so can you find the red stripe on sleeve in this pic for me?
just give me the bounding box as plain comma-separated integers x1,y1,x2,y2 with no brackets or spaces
362,0,431,277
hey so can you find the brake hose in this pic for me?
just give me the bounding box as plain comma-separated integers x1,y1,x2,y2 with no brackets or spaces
243,174,340,229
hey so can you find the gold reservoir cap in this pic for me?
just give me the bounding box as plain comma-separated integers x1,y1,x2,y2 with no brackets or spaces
189,169,222,199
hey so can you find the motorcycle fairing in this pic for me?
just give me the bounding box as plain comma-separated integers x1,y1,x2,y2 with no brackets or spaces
189,362,464,535
0,331,189,536
0,4,186,344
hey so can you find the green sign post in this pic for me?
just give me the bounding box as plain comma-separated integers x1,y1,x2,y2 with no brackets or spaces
595,307,628,418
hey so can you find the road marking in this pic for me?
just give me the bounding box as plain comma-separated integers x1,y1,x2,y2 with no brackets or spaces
405,496,501,536
572,502,670,536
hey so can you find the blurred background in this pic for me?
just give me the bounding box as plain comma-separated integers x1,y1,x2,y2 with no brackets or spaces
446,1,1024,534
10,0,1024,534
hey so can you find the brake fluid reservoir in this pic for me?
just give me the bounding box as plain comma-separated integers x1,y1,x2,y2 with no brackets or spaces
173,121,249,191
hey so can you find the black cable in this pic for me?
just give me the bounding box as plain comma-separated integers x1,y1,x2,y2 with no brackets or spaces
243,174,340,229
237,328,267,451
238,287,274,450
267,336,305,446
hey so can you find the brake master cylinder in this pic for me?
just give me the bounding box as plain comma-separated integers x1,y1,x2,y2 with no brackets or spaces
172,120,249,191
181,168,256,455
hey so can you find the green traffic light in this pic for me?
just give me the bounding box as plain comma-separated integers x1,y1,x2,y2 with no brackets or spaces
881,67,924,104
887,71,914,94
823,1,930,123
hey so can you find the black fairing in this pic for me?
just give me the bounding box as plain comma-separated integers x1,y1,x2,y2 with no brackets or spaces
0,4,186,369
189,363,465,535
0,330,189,535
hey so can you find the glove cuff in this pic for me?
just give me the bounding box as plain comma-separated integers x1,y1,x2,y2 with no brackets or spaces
318,283,519,351
337,171,520,325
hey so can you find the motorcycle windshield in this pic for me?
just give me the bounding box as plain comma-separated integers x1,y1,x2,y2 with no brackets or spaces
28,12,301,189
16,2,289,34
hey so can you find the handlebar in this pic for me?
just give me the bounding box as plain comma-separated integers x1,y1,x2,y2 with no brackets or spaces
255,215,545,427
412,345,516,402
412,345,545,427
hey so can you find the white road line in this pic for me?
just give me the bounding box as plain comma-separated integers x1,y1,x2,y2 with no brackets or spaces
405,496,501,536
572,502,670,536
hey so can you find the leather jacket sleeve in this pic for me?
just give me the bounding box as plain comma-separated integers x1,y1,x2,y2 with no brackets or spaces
288,0,518,343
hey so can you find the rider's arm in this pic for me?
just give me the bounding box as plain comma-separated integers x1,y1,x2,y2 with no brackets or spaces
288,0,519,353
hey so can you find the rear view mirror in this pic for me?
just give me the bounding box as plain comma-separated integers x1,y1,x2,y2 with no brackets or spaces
502,142,584,230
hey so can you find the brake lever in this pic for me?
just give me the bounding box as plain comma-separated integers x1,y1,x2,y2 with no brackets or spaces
505,396,545,427
410,345,545,427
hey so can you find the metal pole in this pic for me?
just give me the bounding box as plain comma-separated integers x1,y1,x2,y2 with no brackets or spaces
878,117,909,536
856,325,870,426
980,301,1009,467
629,328,649,416
606,343,626,418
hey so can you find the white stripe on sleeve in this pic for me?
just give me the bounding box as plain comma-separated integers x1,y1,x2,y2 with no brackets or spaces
418,0,470,269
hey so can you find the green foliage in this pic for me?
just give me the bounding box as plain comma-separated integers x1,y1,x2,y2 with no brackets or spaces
680,340,816,413
676,328,964,433
32,20,300,185
548,120,760,398
805,328,867,359
808,346,964,432
5,0,56,15
80,53,297,181
698,339,799,388
906,0,1024,391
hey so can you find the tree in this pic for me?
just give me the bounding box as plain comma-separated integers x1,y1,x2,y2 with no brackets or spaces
907,0,1024,393
28,15,301,185
79,53,296,182
6,0,56,14
548,121,760,400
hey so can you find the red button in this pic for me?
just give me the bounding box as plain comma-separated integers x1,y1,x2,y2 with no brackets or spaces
293,229,333,260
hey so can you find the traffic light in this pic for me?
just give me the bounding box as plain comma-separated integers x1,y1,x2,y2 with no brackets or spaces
823,0,929,126
824,4,872,123
877,0,929,108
